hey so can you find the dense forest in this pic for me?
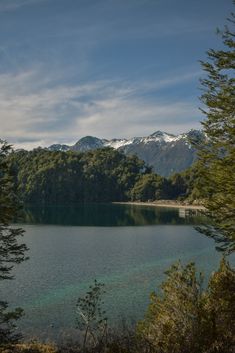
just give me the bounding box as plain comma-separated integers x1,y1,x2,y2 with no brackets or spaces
6,147,200,205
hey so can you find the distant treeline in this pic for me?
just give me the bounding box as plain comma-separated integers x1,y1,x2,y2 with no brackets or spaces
7,147,200,204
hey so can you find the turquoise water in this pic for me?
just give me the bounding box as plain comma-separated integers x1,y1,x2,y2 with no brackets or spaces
2,204,224,341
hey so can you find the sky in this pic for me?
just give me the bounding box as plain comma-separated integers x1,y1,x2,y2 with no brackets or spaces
0,0,233,149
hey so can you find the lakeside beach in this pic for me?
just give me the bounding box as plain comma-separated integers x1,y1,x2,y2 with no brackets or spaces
113,201,206,211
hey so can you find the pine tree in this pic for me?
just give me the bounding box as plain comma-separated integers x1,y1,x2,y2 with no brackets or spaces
0,140,28,345
195,7,235,253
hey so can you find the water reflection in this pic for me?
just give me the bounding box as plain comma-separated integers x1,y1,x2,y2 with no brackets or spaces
16,203,206,226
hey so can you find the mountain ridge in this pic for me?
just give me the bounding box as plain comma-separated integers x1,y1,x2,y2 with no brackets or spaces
48,129,204,176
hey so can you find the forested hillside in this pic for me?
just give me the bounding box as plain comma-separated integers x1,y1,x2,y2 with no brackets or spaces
7,147,198,205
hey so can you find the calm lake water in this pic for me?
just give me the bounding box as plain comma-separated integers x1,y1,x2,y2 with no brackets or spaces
2,204,227,341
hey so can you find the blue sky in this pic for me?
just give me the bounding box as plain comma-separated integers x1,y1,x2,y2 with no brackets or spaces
0,0,232,149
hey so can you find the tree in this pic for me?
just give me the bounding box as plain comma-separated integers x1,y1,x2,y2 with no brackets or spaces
8,147,149,204
195,7,235,253
130,174,169,201
204,258,235,352
76,280,107,352
0,140,28,345
137,262,204,353
137,259,235,353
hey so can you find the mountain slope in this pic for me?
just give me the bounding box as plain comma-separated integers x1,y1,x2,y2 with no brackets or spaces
48,130,203,176
71,136,107,152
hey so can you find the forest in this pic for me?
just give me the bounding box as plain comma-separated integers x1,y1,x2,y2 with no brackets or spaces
7,147,199,205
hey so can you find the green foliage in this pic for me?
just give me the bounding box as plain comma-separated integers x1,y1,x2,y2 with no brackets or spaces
137,259,235,353
130,174,170,201
0,141,28,346
154,157,209,204
137,262,204,353
194,9,235,253
8,146,206,205
168,164,203,202
76,280,107,351
7,148,160,204
168,172,189,199
204,258,235,352
0,303,24,346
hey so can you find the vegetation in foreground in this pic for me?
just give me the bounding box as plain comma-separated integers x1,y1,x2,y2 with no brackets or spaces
192,8,235,254
0,141,28,345
1,258,235,353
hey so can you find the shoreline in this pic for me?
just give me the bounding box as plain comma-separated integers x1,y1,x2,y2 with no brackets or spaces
113,201,206,210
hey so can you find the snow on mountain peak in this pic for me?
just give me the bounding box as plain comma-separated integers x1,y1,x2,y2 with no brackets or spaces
104,138,134,149
98,131,187,149
141,131,177,144
48,130,203,153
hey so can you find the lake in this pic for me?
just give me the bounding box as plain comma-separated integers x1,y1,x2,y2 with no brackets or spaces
2,204,226,341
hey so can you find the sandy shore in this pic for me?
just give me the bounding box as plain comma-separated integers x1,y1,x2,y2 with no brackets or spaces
113,201,205,210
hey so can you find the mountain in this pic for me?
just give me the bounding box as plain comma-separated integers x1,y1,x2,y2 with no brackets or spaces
71,136,107,152
48,130,204,176
48,143,70,152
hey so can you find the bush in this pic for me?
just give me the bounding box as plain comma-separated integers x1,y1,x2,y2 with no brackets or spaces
137,258,235,353
0,342,57,353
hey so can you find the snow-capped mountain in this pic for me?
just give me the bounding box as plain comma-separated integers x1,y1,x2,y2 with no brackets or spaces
48,130,204,176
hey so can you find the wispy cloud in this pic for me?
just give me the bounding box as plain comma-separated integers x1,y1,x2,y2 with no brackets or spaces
0,68,201,149
0,0,48,12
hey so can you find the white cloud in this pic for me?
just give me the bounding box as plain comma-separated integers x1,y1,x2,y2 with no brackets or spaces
0,68,201,149
0,0,48,12
77,97,200,138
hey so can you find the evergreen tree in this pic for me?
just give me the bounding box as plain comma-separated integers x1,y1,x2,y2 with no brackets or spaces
7,148,150,204
130,174,169,201
204,258,235,352
137,262,204,353
137,259,235,353
0,140,28,345
195,7,235,253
